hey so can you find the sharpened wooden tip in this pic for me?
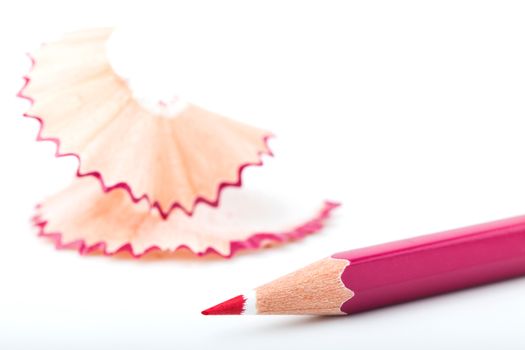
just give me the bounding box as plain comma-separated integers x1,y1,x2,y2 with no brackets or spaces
201,295,246,315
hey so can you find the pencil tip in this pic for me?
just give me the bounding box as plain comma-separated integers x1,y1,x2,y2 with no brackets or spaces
201,295,246,315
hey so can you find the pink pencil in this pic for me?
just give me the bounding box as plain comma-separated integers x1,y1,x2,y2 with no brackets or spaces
202,215,525,315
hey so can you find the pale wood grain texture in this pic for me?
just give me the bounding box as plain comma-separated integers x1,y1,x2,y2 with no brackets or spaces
256,257,353,314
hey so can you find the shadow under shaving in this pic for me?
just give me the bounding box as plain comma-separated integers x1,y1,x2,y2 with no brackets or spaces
38,234,304,263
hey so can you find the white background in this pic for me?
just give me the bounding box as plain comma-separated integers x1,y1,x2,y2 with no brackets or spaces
1,1,525,349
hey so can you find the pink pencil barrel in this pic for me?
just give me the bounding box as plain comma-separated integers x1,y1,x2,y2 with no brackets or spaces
333,216,525,314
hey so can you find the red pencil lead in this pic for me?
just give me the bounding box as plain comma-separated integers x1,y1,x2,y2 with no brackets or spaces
201,295,246,315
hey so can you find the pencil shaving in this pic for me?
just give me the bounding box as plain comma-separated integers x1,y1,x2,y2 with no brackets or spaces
19,28,272,217
33,177,340,258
